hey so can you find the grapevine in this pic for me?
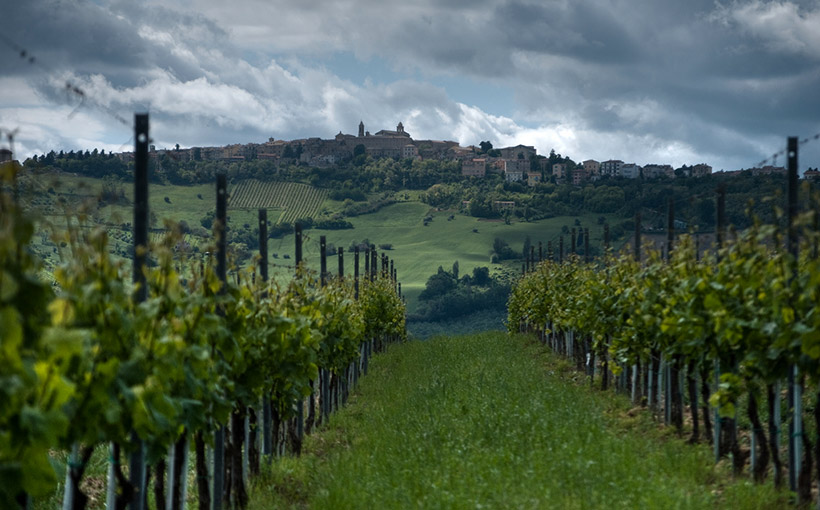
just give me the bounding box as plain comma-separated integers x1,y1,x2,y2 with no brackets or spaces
508,222,820,492
0,161,405,508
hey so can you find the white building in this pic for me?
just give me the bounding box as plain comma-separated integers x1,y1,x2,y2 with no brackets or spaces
619,163,641,179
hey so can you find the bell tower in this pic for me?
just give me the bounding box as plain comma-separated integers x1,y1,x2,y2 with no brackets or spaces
358,120,365,137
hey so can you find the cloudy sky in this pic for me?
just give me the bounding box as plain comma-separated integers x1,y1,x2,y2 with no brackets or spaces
2,0,819,171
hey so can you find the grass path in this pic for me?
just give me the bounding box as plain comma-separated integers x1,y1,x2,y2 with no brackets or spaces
253,332,784,509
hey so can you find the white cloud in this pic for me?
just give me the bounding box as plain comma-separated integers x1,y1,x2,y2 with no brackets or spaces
709,1,820,59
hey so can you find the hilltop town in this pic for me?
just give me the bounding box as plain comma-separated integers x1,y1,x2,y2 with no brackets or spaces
105,121,814,184
16,120,818,185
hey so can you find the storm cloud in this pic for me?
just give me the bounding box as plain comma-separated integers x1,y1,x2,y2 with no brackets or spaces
1,0,818,170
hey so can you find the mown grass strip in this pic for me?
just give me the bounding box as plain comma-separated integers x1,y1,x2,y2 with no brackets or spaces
249,332,786,509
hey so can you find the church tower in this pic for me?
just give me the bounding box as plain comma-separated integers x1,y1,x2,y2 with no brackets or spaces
397,122,404,134
358,121,365,137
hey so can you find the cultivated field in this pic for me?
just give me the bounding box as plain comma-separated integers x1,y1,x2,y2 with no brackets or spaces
229,180,328,224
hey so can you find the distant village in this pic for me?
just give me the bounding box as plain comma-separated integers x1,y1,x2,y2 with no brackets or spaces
107,121,819,184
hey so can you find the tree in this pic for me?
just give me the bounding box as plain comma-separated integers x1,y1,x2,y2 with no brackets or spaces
479,141,493,154
419,267,457,301
452,261,459,280
471,266,491,286
492,238,517,261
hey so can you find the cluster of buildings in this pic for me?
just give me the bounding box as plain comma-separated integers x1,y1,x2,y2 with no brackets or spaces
140,121,467,167
128,120,806,185
461,156,717,186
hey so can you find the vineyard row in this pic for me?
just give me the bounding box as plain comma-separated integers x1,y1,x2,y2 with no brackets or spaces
1,115,406,510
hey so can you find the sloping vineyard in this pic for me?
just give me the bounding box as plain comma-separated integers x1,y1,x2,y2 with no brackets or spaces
508,221,820,503
0,159,405,509
229,180,328,223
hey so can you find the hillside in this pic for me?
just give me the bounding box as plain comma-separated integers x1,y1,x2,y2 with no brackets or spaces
18,170,618,316
19,161,806,320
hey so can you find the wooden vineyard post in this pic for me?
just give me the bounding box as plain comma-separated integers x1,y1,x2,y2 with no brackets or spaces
559,236,564,264
630,213,641,405
667,197,675,261
294,223,304,456
539,241,543,262
714,185,725,464
364,247,370,282
665,198,675,429
786,136,801,493
320,236,327,287
258,209,269,283
129,112,149,510
602,223,611,390
319,235,328,424
213,173,228,510
548,241,553,261
338,247,351,404
354,247,360,300
584,228,589,264
354,246,361,383
259,210,273,460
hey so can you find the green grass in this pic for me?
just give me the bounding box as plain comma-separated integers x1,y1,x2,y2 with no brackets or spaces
267,202,614,311
249,333,786,509
23,172,619,311
407,308,507,339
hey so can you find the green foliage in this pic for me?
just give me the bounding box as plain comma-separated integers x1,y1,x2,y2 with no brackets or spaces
0,164,406,498
412,264,510,323
418,266,457,301
508,217,820,420
0,161,72,504
492,237,518,261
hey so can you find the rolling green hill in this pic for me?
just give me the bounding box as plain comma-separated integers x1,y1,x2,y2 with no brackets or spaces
20,171,617,313
266,200,613,310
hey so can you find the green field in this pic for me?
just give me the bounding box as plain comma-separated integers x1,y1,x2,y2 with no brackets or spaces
249,332,785,509
23,173,617,311
267,201,613,311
